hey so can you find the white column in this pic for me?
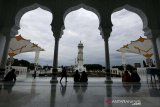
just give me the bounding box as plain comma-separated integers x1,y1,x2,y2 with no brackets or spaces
121,52,126,65
34,51,40,71
121,52,126,71
0,35,6,65
7,56,14,73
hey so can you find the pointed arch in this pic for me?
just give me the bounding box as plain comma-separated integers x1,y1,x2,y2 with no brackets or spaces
61,3,102,38
112,4,150,36
10,3,52,37
63,3,101,23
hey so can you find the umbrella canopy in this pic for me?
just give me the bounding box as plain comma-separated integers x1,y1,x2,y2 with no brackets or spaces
117,37,153,58
8,35,44,57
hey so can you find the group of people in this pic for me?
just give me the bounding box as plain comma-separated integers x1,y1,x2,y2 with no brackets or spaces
2,67,141,84
73,70,88,82
60,67,88,83
2,67,88,83
122,70,140,82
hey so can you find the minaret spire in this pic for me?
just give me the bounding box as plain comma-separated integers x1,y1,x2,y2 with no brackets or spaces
76,41,86,72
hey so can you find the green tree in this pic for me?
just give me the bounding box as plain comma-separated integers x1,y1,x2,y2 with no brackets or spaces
29,63,35,70
112,65,124,71
84,64,102,71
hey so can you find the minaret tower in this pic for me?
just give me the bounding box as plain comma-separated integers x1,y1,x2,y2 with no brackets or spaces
77,41,84,72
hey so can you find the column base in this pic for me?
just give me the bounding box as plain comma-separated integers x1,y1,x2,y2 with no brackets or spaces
105,79,113,84
105,69,113,83
50,68,58,83
50,76,58,83
50,79,58,83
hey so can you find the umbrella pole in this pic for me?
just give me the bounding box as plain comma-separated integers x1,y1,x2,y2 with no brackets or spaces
121,52,126,71
8,56,14,73
34,51,40,71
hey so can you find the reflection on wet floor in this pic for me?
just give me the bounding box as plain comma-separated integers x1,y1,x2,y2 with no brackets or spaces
122,82,141,93
0,76,160,107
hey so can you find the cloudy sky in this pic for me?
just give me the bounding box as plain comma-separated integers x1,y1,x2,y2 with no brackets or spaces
16,8,145,67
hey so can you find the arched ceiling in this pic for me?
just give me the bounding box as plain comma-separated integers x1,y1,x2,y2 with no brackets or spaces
0,0,160,38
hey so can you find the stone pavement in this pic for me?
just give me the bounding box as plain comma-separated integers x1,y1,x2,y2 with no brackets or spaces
0,77,160,107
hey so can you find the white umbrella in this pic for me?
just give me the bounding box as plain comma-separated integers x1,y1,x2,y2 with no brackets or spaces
8,35,45,71
9,35,44,57
117,37,153,58
117,36,154,67
8,35,31,57
130,37,153,58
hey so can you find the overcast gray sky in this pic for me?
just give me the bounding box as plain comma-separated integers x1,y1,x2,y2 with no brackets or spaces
16,8,145,67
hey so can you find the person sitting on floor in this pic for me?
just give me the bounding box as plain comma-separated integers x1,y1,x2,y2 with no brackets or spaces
73,70,80,82
3,69,16,82
122,71,131,82
80,71,88,82
131,71,141,82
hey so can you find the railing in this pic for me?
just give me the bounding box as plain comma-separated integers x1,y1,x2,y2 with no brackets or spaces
137,67,159,81
137,68,147,76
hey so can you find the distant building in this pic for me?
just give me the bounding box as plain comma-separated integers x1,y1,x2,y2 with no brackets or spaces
110,68,122,77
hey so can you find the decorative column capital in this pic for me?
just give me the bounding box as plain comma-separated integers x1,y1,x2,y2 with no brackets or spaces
51,25,64,39
51,15,64,39
99,24,112,41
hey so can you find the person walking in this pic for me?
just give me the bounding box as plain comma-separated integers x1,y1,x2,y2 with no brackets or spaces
60,67,67,82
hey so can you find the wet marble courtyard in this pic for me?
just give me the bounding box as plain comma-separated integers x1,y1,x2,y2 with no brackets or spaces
0,77,160,107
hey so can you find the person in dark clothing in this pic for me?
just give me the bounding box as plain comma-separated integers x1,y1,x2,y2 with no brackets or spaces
3,69,16,82
122,71,131,82
131,71,141,82
74,70,80,82
60,67,67,82
80,71,88,82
